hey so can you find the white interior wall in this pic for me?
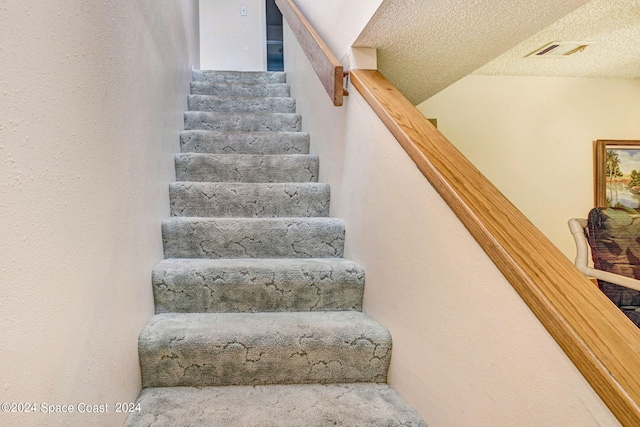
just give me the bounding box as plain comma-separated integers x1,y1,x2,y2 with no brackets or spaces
292,0,383,64
283,21,620,427
0,1,199,426
417,75,640,259
199,0,266,71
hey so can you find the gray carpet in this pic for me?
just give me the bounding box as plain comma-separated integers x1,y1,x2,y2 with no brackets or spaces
124,70,426,427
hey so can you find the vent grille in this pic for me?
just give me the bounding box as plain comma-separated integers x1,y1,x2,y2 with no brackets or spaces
526,42,592,58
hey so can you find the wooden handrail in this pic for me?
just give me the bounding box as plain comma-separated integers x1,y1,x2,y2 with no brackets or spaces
275,0,346,106
351,69,640,427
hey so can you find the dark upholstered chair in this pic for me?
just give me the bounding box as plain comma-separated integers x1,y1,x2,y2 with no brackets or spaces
569,208,640,327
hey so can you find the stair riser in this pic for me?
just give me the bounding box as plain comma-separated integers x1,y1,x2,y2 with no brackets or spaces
170,183,330,218
192,70,286,84
175,154,319,183
185,111,301,132
139,312,391,387
188,95,296,114
180,130,310,155
153,259,364,313
162,218,345,259
191,81,289,97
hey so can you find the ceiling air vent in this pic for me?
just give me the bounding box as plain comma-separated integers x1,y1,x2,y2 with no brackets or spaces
526,42,592,58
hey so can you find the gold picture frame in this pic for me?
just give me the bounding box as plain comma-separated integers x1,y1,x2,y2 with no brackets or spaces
595,139,640,208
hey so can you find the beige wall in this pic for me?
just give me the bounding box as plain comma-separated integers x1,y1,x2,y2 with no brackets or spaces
417,75,640,258
283,22,620,427
0,1,199,425
199,0,266,71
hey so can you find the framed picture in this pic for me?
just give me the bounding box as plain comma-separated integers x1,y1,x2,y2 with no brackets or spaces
595,140,640,208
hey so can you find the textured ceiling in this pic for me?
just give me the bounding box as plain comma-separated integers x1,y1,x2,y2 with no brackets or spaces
474,0,640,79
354,0,590,104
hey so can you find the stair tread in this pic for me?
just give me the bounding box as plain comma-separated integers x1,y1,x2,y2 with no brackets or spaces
162,216,344,225
188,95,296,113
177,152,315,158
169,182,330,218
139,311,391,387
188,94,295,100
124,383,426,427
185,110,300,118
192,69,286,84
191,81,289,88
162,217,345,259
170,181,327,187
191,81,290,97
175,153,319,183
184,111,301,132
153,258,364,313
187,94,295,102
156,257,363,268
142,311,388,336
180,130,310,154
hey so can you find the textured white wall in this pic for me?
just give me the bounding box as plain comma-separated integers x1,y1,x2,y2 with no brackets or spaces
284,21,620,427
199,0,266,71
417,75,640,259
0,1,199,425
353,0,590,104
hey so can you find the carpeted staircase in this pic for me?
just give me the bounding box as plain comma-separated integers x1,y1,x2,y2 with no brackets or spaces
124,70,426,426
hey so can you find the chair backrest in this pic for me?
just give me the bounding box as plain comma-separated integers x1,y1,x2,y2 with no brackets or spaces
587,207,640,307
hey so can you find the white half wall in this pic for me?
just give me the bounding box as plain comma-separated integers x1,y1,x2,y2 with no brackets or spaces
417,75,640,259
199,0,266,71
283,20,620,427
0,1,199,425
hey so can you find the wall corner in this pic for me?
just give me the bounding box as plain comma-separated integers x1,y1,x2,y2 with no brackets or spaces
349,47,377,70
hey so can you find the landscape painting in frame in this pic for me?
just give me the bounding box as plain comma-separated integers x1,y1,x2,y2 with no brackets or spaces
595,140,640,208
